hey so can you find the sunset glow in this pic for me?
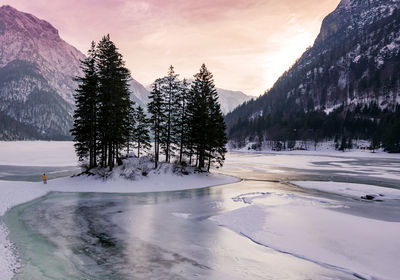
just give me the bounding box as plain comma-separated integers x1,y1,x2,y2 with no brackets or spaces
4,0,340,95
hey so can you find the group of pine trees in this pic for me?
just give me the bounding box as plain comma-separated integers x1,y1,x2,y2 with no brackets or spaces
71,35,132,170
229,102,400,153
148,65,226,171
72,35,227,172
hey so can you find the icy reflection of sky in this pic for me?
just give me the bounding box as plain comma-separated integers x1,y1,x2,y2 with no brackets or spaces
7,187,357,280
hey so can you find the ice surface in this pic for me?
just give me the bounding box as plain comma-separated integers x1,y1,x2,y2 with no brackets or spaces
0,141,77,166
292,181,400,200
212,190,400,280
225,150,400,181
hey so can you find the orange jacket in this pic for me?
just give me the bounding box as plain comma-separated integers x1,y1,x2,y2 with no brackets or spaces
42,174,47,180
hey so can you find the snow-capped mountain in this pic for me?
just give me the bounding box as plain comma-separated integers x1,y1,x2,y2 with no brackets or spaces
0,5,149,139
0,5,84,139
129,79,150,108
216,88,252,114
0,5,85,104
226,0,400,128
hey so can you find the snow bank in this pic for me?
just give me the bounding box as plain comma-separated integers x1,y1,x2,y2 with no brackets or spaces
211,191,400,280
0,141,77,166
292,181,400,201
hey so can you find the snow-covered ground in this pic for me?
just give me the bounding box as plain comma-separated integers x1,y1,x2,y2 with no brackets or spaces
211,185,400,280
0,141,238,280
0,141,77,166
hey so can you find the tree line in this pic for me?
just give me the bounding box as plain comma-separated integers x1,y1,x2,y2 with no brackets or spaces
228,102,400,153
72,35,227,172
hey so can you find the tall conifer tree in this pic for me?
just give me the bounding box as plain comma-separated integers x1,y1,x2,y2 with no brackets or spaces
175,79,191,163
188,64,227,170
96,35,131,170
147,79,165,168
160,65,180,163
71,41,98,169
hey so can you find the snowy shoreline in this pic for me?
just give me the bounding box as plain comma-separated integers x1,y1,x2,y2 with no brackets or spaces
230,139,400,159
231,147,400,159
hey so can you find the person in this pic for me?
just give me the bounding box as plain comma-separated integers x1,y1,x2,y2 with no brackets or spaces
42,173,47,184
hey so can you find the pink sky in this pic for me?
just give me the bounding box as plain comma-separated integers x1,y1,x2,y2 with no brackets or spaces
3,0,340,96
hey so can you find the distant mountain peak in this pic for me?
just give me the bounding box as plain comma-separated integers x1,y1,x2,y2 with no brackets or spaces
0,5,85,103
0,5,60,38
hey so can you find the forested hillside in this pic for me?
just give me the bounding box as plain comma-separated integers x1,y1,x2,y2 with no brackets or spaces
226,0,400,152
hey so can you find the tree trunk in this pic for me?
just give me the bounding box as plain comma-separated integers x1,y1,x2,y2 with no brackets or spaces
199,151,204,169
108,143,113,170
154,136,158,169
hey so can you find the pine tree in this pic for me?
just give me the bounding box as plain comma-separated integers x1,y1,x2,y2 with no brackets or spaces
206,87,227,171
96,35,131,170
147,79,165,168
133,106,151,157
71,41,98,169
175,78,191,163
127,100,136,156
188,68,209,169
188,64,227,170
340,135,347,151
160,66,180,163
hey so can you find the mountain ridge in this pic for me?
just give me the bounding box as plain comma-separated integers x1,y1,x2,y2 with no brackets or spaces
226,0,400,131
0,6,147,138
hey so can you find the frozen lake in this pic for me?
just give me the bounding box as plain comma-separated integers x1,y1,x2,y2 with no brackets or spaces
2,148,400,279
6,186,359,280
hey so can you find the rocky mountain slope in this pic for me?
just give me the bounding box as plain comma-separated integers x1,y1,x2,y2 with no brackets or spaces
0,5,149,139
226,0,400,131
0,5,83,139
216,88,252,114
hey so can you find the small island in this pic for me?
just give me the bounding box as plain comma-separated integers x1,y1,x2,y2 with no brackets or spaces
72,35,227,178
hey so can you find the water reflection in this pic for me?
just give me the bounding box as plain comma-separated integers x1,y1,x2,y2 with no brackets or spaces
7,183,358,280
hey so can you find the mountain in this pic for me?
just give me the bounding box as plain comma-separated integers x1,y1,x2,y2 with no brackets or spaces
129,78,150,108
216,88,253,114
0,5,151,139
226,0,400,142
0,5,84,139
